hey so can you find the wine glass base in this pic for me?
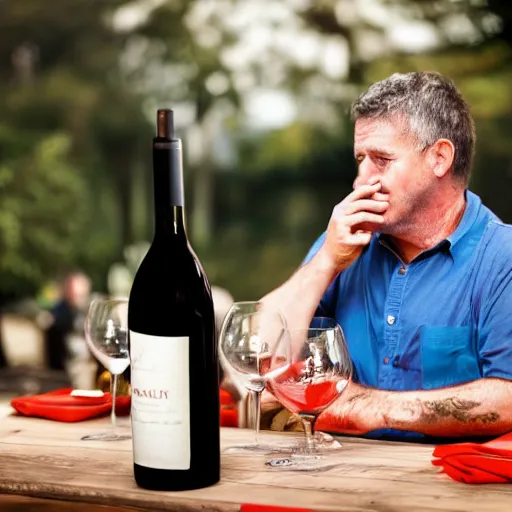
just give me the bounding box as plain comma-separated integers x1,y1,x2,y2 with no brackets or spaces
223,441,297,455
263,433,344,471
81,432,131,442
313,431,342,452
264,453,343,472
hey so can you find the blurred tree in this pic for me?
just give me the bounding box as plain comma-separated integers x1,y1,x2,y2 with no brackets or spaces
131,0,240,249
202,120,356,299
0,133,86,367
0,0,149,293
0,133,86,296
0,1,151,370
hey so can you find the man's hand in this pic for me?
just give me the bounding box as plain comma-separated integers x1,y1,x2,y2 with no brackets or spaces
261,389,282,415
259,178,389,333
316,177,389,274
316,381,385,435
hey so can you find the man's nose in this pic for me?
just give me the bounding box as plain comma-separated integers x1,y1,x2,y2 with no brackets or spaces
353,158,378,189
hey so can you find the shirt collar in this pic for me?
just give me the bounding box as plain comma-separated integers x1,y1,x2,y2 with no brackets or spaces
375,190,482,263
445,189,480,249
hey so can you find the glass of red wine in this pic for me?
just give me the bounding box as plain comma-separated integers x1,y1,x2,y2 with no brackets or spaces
219,301,288,453
265,321,352,470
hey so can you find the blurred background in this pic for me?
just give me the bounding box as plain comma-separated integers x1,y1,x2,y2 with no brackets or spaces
1,0,511,394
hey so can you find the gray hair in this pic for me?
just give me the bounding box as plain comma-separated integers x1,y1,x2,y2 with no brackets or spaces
351,71,475,183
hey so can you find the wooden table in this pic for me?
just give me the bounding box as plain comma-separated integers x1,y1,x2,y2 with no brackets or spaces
0,415,510,512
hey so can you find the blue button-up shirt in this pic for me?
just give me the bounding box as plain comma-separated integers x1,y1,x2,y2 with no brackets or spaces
304,190,512,439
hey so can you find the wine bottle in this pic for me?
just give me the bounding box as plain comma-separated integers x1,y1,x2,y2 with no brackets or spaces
128,109,220,491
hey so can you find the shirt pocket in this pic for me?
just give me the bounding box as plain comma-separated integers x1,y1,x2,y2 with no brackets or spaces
420,326,481,390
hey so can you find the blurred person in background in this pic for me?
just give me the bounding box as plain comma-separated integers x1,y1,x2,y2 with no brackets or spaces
262,71,512,440
44,271,92,372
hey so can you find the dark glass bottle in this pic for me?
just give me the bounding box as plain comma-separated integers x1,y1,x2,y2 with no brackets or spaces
128,109,220,491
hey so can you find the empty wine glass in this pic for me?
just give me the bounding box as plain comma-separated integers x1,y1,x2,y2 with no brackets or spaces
219,301,288,453
265,321,352,470
81,297,131,441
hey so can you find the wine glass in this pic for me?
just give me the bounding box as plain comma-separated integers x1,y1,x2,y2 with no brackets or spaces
265,322,352,470
303,317,346,451
81,298,131,441
219,301,288,453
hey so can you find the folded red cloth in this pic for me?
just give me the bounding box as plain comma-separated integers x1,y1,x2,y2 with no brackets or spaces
432,431,512,484
221,406,238,427
241,504,313,512
433,431,512,458
220,388,239,427
11,388,131,422
220,388,235,406
11,387,239,426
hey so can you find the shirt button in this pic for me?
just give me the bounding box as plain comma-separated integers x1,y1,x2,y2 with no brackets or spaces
383,357,390,364
387,315,395,325
398,267,406,275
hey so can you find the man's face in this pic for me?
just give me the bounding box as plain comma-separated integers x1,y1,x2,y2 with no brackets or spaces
353,116,436,235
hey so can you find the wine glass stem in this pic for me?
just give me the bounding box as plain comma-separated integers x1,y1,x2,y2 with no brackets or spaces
300,414,316,455
250,389,261,445
111,373,118,430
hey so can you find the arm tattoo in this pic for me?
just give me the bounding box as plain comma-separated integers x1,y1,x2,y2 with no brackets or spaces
420,397,500,425
345,393,368,404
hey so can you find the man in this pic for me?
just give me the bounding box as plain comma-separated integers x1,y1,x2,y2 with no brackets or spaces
45,271,91,371
262,71,512,440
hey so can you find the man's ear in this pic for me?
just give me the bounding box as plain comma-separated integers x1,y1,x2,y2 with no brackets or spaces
428,139,455,178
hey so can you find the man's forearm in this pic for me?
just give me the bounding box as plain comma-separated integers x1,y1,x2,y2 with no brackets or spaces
260,251,340,330
374,377,512,437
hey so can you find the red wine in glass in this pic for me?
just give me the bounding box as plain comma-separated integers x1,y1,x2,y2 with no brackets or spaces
266,324,352,471
271,375,342,416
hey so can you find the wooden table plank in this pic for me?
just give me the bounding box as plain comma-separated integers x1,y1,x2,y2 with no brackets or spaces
0,495,141,512
0,415,510,512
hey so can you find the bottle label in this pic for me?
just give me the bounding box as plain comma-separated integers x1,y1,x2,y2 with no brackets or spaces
130,331,190,470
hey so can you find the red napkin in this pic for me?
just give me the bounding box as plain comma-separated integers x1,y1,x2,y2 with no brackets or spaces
432,431,512,484
220,388,239,427
241,505,313,512
11,387,239,426
11,388,130,422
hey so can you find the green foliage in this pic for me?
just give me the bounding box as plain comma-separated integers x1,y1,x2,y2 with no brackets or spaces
198,122,356,299
0,0,151,298
0,133,87,295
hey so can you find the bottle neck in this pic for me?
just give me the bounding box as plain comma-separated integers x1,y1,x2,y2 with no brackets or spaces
152,138,187,240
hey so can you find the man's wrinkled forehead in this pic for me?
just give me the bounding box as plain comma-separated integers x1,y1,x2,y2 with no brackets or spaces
354,114,416,148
